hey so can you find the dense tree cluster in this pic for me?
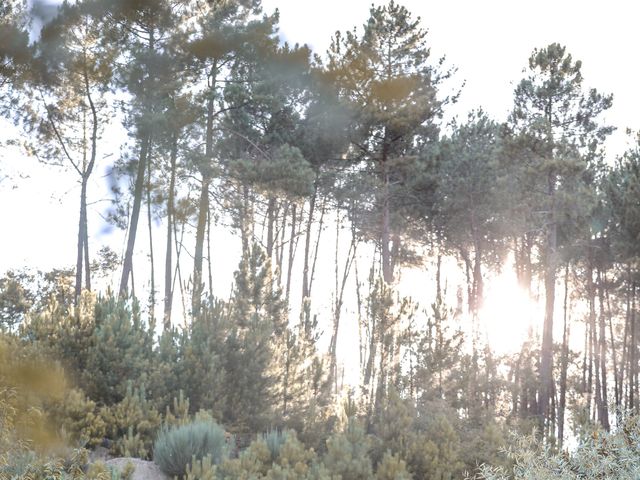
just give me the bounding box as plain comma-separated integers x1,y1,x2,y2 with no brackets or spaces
2,0,640,478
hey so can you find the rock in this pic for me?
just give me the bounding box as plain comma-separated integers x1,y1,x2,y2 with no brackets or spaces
105,458,170,480
88,446,111,463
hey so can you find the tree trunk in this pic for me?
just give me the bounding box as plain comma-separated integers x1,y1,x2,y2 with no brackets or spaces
74,67,98,303
193,64,217,316
75,179,88,303
285,203,297,302
381,157,393,284
146,144,156,325
539,171,557,430
597,269,610,431
558,263,570,448
163,135,177,331
119,132,151,298
630,280,636,409
266,196,276,259
301,183,317,300
327,215,357,394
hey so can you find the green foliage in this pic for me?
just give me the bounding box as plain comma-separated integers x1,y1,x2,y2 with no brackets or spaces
0,335,67,457
221,244,286,433
87,460,135,480
476,414,640,479
323,418,373,480
230,144,315,198
164,390,192,428
22,291,96,386
101,382,161,459
217,431,325,480
262,429,289,461
375,451,412,480
0,269,34,330
153,419,229,478
147,329,182,412
47,388,106,449
185,455,218,480
83,296,154,405
0,448,89,480
178,300,226,416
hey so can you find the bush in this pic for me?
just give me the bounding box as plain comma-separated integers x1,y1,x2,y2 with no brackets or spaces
153,419,229,478
475,414,640,479
263,429,289,461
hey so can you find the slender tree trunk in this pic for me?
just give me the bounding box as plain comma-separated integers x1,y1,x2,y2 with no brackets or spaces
630,280,636,409
621,268,631,409
207,203,214,298
308,196,326,297
539,171,557,430
381,155,393,284
119,132,151,298
604,273,620,414
193,174,211,316
277,201,288,284
285,203,297,302
266,196,276,259
558,263,570,448
163,135,177,331
147,145,156,324
193,64,217,316
327,215,357,394
588,264,603,424
301,183,317,300
83,213,90,292
75,179,88,302
597,269,610,430
74,68,98,303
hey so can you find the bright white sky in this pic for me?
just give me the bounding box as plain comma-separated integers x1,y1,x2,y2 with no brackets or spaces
1,0,640,357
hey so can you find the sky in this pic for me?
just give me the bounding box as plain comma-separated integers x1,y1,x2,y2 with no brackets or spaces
263,0,640,155
2,0,640,357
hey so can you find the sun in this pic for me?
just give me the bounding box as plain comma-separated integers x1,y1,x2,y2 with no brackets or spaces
479,268,538,355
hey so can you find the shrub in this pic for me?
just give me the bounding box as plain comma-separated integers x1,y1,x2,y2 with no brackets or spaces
475,414,640,479
153,419,229,478
101,382,162,458
263,429,289,461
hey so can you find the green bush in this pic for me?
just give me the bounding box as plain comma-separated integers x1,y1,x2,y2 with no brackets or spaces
153,419,229,478
263,429,289,461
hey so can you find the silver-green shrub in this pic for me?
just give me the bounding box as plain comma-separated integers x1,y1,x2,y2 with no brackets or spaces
153,419,229,478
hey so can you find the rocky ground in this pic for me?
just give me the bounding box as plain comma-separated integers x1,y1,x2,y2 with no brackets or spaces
105,458,169,480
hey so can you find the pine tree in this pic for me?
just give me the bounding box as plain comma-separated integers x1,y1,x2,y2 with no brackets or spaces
507,43,613,432
327,0,453,283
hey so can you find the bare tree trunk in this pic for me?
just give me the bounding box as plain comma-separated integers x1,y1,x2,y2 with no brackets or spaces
285,203,297,302
75,179,88,302
266,196,276,259
301,184,317,300
163,135,177,331
327,213,358,393
597,269,610,430
83,215,90,292
207,203,213,299
630,280,636,409
119,132,151,298
147,145,156,324
381,157,393,284
74,69,98,303
539,171,557,431
277,201,288,284
193,64,217,316
588,264,603,424
558,263,570,448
